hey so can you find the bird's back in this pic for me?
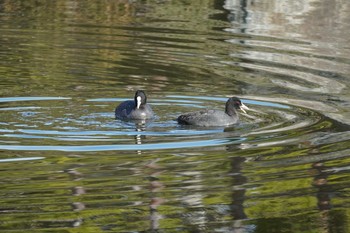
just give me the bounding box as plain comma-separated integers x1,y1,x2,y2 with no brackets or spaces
115,100,135,119
177,109,238,127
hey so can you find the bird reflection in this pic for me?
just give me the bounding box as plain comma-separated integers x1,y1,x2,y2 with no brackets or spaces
124,119,166,230
134,120,148,155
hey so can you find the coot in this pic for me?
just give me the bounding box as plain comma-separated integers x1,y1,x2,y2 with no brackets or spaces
115,90,154,120
177,97,249,126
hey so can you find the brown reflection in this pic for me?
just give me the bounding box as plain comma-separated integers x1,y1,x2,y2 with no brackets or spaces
145,158,165,231
229,156,247,224
311,162,332,211
1,0,139,23
311,161,333,233
66,167,86,227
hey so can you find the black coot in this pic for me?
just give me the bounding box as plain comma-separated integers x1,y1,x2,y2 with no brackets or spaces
115,90,154,120
177,97,249,126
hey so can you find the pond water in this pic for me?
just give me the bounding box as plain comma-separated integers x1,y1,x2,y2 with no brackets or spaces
1,0,350,232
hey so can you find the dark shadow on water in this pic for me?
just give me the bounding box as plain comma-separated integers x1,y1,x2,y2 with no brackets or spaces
230,156,248,223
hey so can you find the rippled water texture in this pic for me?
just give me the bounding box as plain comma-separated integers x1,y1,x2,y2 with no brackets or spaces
1,0,350,232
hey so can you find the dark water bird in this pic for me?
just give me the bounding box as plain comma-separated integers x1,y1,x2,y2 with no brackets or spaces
115,90,154,120
177,97,249,127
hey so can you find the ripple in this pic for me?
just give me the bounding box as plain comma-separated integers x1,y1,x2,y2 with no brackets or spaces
0,139,239,152
0,95,331,152
0,157,45,163
0,97,71,102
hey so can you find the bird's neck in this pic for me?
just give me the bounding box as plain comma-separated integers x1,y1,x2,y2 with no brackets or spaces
225,106,236,117
135,104,145,110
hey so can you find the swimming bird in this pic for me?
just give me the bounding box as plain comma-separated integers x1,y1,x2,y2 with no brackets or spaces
115,90,154,120
177,97,249,127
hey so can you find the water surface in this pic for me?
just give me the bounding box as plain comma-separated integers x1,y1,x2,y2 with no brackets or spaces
1,0,350,232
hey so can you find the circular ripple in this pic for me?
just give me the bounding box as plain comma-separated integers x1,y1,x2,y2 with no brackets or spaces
0,95,328,152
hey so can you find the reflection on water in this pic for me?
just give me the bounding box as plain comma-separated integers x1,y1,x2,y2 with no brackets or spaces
0,0,350,232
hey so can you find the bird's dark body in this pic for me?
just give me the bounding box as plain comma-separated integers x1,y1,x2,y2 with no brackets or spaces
177,97,248,127
177,109,238,126
115,90,154,120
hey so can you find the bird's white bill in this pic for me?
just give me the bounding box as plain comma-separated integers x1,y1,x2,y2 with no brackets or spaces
136,96,142,109
240,103,249,114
